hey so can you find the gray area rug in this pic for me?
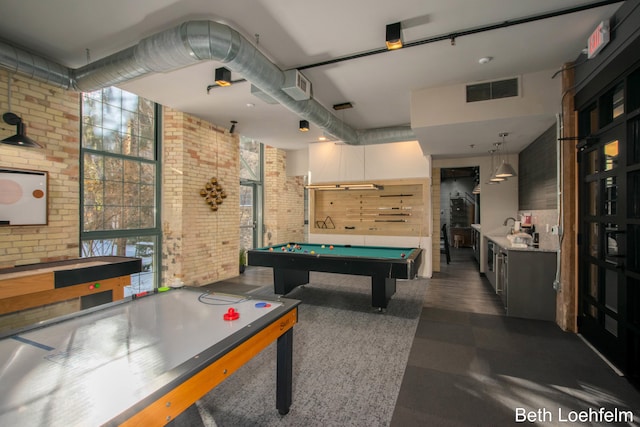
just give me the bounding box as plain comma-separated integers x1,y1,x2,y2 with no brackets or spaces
172,272,427,427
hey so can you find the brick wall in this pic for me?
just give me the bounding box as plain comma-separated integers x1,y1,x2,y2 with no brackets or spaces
0,72,285,327
0,70,81,268
263,146,305,246
162,108,240,286
0,71,81,328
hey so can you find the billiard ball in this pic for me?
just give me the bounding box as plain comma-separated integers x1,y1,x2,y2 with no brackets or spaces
401,253,406,258
310,250,315,254
269,247,274,251
281,247,286,251
329,245,334,250
321,245,325,249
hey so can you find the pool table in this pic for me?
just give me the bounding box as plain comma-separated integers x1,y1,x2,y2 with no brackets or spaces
248,243,422,310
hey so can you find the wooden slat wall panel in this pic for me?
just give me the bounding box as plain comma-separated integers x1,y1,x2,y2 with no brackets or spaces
310,179,430,237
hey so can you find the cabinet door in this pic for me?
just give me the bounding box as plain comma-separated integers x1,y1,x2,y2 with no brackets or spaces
507,251,556,321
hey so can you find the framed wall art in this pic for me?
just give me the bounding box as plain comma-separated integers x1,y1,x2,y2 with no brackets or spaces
0,167,48,226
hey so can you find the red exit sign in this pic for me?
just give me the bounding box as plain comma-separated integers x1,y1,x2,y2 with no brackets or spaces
588,20,610,59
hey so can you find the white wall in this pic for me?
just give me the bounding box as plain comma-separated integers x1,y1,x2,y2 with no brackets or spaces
411,69,561,129
285,148,309,177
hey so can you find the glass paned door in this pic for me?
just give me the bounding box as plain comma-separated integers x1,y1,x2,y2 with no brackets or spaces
578,123,626,368
578,108,640,384
240,184,257,250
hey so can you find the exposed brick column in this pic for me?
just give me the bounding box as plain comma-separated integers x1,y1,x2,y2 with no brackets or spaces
162,108,240,286
263,146,304,246
557,63,579,332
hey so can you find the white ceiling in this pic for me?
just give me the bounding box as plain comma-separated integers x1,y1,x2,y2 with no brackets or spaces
0,0,622,157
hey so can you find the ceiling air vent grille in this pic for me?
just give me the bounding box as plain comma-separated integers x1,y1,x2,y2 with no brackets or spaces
466,78,518,103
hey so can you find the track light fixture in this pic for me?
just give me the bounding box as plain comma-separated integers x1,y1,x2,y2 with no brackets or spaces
333,102,353,111
305,183,383,191
214,67,232,86
299,120,309,132
385,22,403,50
1,112,42,148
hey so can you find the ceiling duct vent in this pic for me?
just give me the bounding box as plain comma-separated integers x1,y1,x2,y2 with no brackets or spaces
282,69,311,101
466,77,519,103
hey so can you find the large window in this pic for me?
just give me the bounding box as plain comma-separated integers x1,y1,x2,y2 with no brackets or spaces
239,137,263,250
80,87,161,295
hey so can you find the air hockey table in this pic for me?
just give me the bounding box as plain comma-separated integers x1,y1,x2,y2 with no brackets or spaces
0,287,300,426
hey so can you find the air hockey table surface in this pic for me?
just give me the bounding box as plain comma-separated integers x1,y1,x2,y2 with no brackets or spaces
0,287,299,426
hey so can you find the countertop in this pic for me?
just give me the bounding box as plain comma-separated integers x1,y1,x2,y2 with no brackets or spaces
471,224,481,231
486,234,558,253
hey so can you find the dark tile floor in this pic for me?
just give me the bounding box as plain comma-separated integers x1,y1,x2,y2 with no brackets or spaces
390,247,640,426
207,247,640,426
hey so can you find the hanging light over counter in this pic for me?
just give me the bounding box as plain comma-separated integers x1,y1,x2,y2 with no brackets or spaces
494,132,517,178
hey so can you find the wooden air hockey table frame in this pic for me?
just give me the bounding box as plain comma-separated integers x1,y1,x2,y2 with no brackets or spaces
0,287,300,425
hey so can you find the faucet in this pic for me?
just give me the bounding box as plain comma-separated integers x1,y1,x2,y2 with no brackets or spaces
503,217,516,227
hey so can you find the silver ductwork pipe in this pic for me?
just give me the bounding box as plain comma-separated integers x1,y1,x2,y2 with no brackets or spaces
357,125,417,145
0,20,415,145
0,40,73,88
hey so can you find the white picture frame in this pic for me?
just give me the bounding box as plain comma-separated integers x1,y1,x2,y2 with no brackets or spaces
0,167,48,226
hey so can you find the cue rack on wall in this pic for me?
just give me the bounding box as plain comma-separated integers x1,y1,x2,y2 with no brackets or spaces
309,178,429,237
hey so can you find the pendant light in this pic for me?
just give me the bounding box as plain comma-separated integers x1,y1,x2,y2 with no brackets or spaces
486,149,501,184
2,113,42,147
472,167,480,193
2,74,42,148
495,132,517,178
489,145,505,182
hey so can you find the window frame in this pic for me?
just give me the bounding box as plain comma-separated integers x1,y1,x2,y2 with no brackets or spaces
79,89,162,293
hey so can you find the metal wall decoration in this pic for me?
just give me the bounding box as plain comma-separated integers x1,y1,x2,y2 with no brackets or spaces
199,177,227,211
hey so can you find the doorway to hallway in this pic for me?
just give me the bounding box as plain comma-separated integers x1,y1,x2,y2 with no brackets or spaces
439,167,480,258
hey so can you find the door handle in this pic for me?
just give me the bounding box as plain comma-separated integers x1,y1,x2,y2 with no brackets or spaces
606,256,625,269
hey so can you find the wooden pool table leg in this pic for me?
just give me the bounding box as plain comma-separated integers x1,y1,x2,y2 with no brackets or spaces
371,275,396,310
276,327,294,415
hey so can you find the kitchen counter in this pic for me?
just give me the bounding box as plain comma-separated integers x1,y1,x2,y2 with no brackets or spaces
486,235,557,253
484,234,557,321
